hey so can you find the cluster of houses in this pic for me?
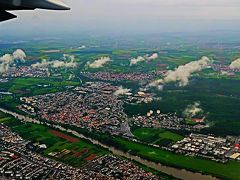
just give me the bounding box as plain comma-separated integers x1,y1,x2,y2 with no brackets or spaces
81,71,165,82
0,123,159,179
131,112,207,132
1,67,49,78
84,155,158,179
171,133,240,163
19,82,128,135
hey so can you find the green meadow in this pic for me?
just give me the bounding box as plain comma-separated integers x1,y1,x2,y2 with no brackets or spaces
132,127,184,146
113,137,240,180
0,116,107,167
6,77,80,96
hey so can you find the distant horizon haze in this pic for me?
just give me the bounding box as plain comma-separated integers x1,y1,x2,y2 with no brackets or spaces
0,0,240,37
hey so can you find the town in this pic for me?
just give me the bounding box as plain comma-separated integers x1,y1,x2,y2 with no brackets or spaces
0,123,158,179
131,112,208,132
81,71,166,82
13,80,240,170
171,133,240,163
19,81,209,135
1,66,49,78
19,82,129,135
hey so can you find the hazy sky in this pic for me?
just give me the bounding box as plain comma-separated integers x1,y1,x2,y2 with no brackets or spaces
1,0,240,36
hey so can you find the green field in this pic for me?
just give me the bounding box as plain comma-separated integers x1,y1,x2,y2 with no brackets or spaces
0,116,107,167
60,122,240,180
125,78,240,136
5,77,80,96
0,77,80,111
113,137,240,180
2,36,240,179
132,128,184,146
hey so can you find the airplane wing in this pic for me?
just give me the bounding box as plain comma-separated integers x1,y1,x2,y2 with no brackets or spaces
0,11,17,22
0,0,70,22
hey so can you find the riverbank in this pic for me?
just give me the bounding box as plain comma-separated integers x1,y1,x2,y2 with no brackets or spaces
0,108,225,180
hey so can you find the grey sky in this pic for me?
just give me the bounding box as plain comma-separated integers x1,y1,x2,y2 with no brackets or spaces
1,0,240,36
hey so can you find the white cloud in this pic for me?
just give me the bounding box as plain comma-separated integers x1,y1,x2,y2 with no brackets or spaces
31,59,50,68
88,57,111,68
149,56,212,88
130,56,146,66
32,54,77,68
229,58,240,69
183,102,203,118
114,86,131,96
221,71,232,76
78,45,86,49
146,53,159,60
148,79,164,90
130,53,159,66
13,49,26,61
0,49,26,73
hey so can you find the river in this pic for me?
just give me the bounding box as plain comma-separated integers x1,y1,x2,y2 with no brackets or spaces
0,108,219,180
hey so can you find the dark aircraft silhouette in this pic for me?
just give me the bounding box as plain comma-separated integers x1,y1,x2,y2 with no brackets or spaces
0,0,70,22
